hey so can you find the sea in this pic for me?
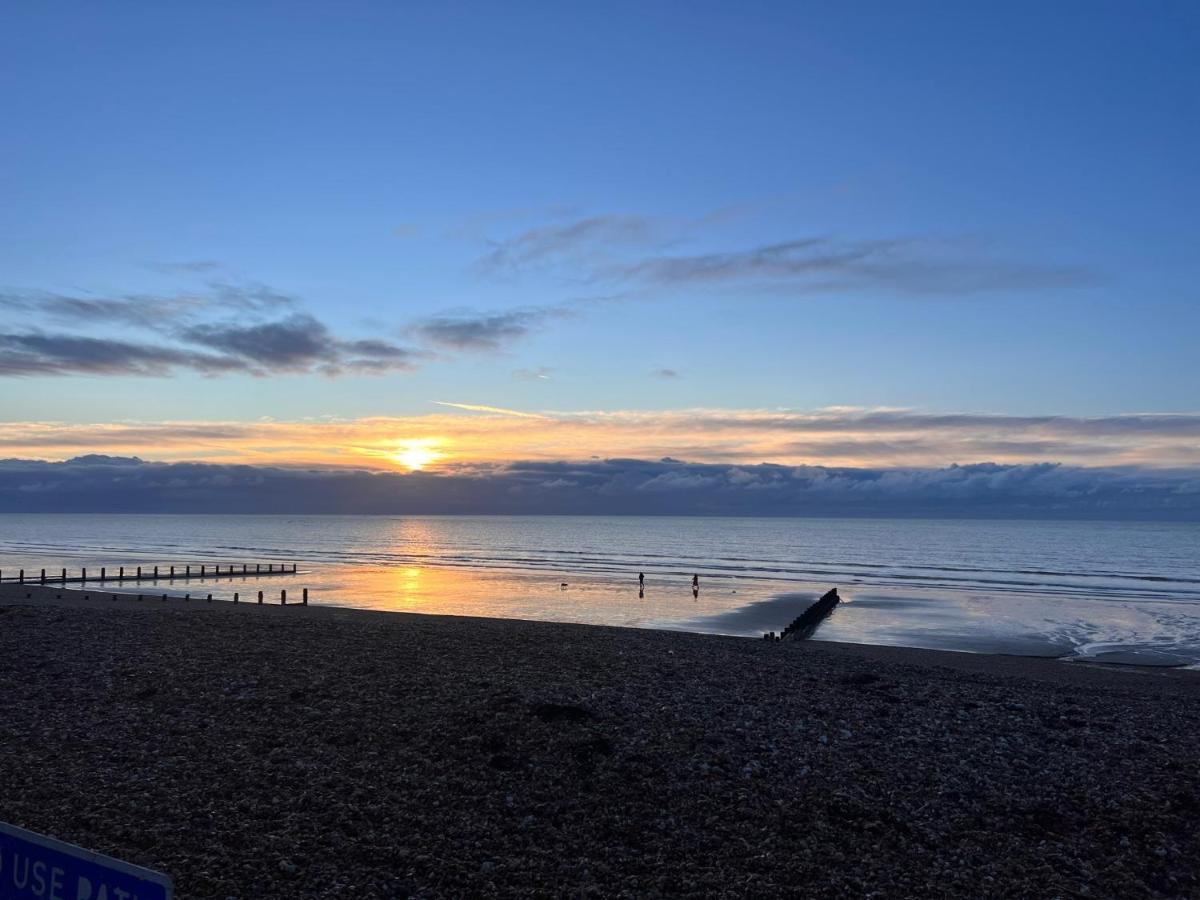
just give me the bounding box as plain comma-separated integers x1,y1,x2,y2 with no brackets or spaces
1,514,1198,667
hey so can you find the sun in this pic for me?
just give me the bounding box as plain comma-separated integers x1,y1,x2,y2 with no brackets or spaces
392,440,442,471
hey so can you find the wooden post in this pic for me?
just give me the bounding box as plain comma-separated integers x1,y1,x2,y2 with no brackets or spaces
154,565,158,578
161,593,167,601
256,563,260,574
137,566,142,579
170,565,175,579
206,593,212,602
186,564,190,577
81,568,87,583
185,593,190,602
242,563,247,574
101,567,106,580
233,592,239,604
40,569,46,585
302,588,308,605
118,566,124,580
292,563,297,573
19,569,24,584
281,589,287,605
257,590,263,604
201,564,206,577
61,568,66,583
268,563,274,573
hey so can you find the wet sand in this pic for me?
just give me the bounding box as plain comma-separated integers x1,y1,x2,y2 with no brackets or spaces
1,585,1199,898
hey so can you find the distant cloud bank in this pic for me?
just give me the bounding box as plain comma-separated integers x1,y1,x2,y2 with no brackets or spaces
1,455,1197,519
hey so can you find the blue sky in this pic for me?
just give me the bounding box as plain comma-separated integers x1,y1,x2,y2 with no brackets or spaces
1,1,1197,456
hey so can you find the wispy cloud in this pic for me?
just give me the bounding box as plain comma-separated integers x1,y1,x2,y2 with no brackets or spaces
144,260,222,275
432,401,550,419
1,291,209,329
0,333,249,377
603,237,1096,294
652,368,680,379
409,307,570,352
0,323,419,379
513,366,553,381
0,282,296,331
475,215,655,275
472,210,1098,300
0,283,417,379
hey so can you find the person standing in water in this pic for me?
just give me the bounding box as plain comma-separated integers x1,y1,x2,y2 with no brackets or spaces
639,572,645,589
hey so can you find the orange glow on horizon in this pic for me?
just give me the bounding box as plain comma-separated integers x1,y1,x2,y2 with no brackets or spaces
1,408,1196,471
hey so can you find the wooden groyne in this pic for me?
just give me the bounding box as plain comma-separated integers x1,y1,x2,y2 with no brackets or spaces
0,562,298,586
763,587,841,641
1,582,312,607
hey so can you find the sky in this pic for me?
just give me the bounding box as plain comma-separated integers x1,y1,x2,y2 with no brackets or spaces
1,2,1198,516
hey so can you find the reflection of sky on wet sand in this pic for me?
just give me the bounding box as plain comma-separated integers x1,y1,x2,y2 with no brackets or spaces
305,562,769,630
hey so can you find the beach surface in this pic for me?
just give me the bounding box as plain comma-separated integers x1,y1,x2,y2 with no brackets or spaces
1,586,1199,898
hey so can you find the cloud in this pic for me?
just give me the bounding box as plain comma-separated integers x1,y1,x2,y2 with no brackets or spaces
2,408,1199,470
0,333,248,377
0,283,416,378
0,455,1195,519
470,208,1096,301
476,215,655,275
0,291,206,329
432,401,549,419
180,315,418,376
513,366,553,381
204,282,298,312
409,307,567,352
602,237,1096,295
144,260,222,274
652,368,680,379
0,282,296,331
181,314,337,370
0,316,418,379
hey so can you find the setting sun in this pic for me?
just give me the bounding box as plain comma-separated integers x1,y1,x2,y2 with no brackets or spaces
392,440,442,471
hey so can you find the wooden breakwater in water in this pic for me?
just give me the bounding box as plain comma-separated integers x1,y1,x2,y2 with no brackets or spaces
763,587,841,641
0,561,298,587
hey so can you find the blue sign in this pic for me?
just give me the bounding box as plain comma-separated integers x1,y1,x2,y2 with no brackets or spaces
0,821,172,900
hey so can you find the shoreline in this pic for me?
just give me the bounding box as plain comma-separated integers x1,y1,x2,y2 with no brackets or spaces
2,585,1199,896
3,580,1196,675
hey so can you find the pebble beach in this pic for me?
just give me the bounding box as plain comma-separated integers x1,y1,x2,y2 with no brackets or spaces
1,585,1199,898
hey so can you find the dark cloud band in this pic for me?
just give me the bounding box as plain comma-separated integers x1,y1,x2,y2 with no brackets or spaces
1,455,1196,519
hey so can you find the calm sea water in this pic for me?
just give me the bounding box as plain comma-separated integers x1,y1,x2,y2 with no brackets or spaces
1,514,1198,666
